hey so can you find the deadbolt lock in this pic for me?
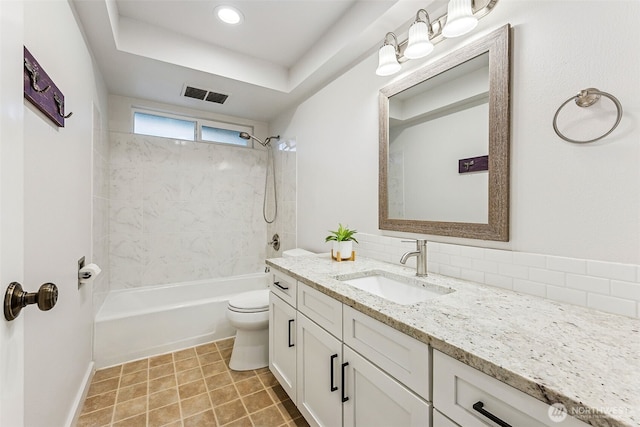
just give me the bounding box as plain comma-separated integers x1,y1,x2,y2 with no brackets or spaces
4,282,58,321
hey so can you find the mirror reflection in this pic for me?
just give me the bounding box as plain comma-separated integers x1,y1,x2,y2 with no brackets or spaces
379,25,510,241
388,53,489,223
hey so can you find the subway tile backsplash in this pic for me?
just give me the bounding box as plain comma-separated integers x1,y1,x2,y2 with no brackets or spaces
356,233,640,318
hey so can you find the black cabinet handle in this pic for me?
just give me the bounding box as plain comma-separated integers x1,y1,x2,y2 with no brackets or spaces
273,281,289,291
472,401,512,427
330,354,338,392
287,319,295,347
341,362,349,402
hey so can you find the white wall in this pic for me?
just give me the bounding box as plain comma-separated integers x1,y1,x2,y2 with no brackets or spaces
272,0,640,265
23,1,108,426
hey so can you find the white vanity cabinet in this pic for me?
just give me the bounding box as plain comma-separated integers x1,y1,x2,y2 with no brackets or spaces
269,270,432,427
268,270,298,402
433,350,590,427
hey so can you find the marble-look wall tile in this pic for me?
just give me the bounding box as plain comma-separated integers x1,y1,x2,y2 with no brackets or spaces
92,105,110,314
108,132,280,289
267,143,297,258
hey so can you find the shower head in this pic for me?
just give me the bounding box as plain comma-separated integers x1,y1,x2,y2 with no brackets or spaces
238,132,280,147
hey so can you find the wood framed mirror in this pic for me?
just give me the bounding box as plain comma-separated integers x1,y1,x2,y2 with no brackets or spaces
379,24,511,241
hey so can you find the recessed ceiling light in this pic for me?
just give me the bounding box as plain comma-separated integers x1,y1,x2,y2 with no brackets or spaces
215,5,243,25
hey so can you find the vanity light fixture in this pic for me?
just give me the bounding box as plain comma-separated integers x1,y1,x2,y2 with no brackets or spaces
442,0,478,38
375,0,499,76
404,9,434,60
215,5,244,25
376,33,401,76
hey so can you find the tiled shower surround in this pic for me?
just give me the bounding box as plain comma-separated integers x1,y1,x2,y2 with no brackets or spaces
108,132,293,289
92,106,111,313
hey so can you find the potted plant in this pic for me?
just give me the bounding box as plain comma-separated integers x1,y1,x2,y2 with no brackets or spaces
325,224,358,261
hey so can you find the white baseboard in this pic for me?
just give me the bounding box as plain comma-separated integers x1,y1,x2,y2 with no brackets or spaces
65,361,94,427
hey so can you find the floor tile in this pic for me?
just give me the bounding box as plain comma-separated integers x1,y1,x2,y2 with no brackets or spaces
183,409,217,427
242,390,273,414
214,398,248,425
181,392,212,418
81,390,117,414
83,338,304,427
179,378,208,400
147,402,181,427
250,405,285,426
117,383,148,404
76,406,114,427
235,376,263,396
210,384,239,407
113,395,147,422
148,388,179,411
122,359,148,375
149,374,177,394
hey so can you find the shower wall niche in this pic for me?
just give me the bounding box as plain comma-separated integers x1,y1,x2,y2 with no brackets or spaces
109,132,273,289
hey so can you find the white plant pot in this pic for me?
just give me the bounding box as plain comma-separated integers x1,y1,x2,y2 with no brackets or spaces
332,241,353,260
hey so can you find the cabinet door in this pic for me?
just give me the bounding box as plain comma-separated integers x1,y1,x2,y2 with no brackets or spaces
269,292,297,402
296,313,343,427
343,346,431,427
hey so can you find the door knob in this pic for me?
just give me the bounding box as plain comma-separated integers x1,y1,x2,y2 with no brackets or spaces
4,282,58,321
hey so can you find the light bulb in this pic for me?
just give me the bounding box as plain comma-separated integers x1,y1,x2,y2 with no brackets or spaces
404,21,434,59
215,6,243,25
442,0,478,38
376,44,401,76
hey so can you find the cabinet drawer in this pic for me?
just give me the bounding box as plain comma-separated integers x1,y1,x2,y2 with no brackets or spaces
433,350,589,427
271,270,297,307
343,306,429,401
297,283,342,339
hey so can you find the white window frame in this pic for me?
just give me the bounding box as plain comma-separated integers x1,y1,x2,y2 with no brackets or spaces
132,108,255,148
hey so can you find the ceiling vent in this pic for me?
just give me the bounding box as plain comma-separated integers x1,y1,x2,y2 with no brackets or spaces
182,84,229,105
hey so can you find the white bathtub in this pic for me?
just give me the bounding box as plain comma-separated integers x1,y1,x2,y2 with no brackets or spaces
94,273,268,368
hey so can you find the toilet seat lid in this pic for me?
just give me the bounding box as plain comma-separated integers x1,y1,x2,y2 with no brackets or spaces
228,289,269,312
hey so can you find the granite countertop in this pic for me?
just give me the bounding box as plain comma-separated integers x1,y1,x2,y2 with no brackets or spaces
266,254,640,427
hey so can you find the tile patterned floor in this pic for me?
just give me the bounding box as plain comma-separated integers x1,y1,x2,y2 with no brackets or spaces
77,338,309,427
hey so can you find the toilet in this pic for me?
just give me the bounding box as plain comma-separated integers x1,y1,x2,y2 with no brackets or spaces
227,249,315,371
227,289,270,371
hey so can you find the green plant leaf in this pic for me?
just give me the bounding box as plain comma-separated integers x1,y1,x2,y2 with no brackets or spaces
325,223,358,243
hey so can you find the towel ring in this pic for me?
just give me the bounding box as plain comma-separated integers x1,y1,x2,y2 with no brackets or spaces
552,88,622,144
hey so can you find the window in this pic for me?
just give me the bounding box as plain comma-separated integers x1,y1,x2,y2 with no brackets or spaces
201,124,249,147
132,110,253,148
133,112,196,140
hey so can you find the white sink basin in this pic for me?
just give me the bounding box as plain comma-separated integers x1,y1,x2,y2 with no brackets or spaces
337,271,453,305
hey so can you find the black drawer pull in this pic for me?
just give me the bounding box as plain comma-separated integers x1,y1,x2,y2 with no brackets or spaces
472,401,512,427
273,281,289,291
330,354,338,392
341,362,349,402
287,319,295,347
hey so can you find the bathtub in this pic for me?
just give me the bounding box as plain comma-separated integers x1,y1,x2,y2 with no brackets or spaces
94,273,268,368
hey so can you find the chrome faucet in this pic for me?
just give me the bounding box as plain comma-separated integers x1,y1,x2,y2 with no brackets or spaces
400,240,428,277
